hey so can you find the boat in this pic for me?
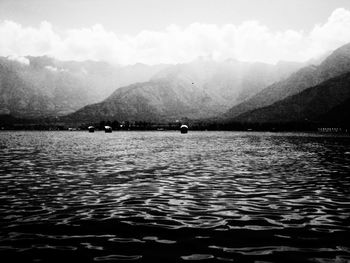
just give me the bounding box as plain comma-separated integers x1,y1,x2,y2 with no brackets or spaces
180,124,188,134
88,126,95,133
104,126,112,133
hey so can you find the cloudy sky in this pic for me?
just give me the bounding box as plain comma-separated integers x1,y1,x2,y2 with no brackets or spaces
1,0,350,65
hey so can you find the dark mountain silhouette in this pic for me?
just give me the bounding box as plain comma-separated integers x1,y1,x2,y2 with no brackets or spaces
232,72,350,124
318,97,350,126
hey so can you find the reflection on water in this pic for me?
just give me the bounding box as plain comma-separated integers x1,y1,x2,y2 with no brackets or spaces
0,131,349,262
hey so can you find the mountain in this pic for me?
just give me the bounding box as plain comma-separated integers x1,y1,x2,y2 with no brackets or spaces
152,58,302,108
0,56,168,118
225,42,350,119
232,72,350,124
0,60,54,117
67,58,302,122
318,97,350,126
67,79,216,122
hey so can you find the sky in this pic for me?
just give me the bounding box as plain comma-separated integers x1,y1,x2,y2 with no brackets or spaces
1,0,350,65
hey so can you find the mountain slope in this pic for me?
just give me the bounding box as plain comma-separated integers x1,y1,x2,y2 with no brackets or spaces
0,56,167,118
0,61,55,116
67,78,219,122
152,58,301,108
232,72,350,123
67,58,302,122
225,42,350,119
318,98,350,126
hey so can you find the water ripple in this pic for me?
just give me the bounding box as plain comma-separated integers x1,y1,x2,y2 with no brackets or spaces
0,131,349,262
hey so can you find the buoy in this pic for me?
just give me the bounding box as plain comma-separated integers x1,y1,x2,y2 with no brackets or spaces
180,124,188,134
104,126,112,133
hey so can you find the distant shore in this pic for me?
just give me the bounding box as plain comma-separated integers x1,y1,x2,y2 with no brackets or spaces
1,125,349,134
1,114,349,133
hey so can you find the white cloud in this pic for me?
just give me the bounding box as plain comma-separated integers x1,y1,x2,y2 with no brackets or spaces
7,55,30,65
1,8,350,65
0,20,59,58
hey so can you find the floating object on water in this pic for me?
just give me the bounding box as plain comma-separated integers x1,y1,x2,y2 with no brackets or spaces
88,126,95,133
180,125,188,134
104,126,112,133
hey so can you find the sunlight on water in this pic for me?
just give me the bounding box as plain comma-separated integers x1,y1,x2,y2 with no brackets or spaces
0,131,349,262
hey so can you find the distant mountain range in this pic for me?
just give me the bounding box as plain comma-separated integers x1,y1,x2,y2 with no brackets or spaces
0,56,168,118
67,58,302,122
2,43,350,128
225,43,350,123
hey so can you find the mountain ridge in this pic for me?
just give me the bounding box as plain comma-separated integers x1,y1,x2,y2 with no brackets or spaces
224,42,350,119
232,71,350,124
67,58,302,122
0,56,169,118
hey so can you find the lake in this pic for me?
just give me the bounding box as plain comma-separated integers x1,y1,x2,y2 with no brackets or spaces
0,131,349,262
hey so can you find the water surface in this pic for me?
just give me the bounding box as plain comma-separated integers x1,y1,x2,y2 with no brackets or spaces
0,131,349,262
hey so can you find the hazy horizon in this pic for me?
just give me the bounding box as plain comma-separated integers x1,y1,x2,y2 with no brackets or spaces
1,0,350,65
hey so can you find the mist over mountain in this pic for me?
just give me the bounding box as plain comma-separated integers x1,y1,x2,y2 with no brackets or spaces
225,43,350,119
0,56,168,118
67,58,302,122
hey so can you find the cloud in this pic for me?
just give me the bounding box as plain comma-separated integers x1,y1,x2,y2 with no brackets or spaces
1,8,350,65
0,20,58,58
7,55,30,65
